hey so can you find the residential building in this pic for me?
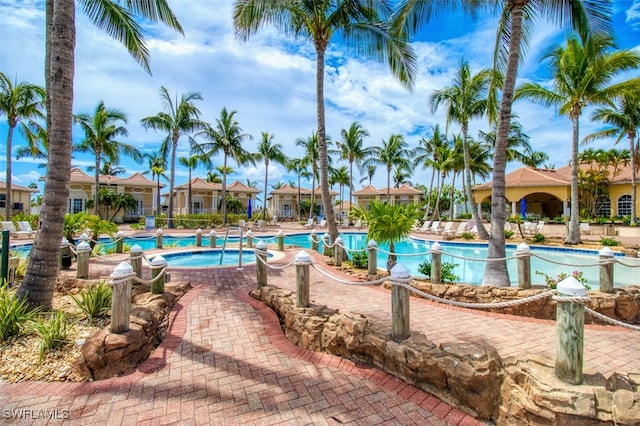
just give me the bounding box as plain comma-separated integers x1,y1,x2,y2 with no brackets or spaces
268,184,338,220
352,184,423,210
0,181,38,218
171,178,260,215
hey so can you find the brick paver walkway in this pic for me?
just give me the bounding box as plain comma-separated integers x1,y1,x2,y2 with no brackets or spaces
0,255,480,425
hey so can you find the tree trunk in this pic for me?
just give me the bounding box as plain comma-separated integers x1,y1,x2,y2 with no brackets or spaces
18,0,75,309
629,134,637,225
222,153,228,224
5,125,14,219
315,48,338,241
463,124,488,238
483,2,525,287
94,149,101,217
348,160,354,207
386,166,391,203
156,176,161,215
263,158,269,220
566,112,581,244
168,138,177,228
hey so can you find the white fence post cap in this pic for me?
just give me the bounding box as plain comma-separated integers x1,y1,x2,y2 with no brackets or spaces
335,236,343,244
61,237,70,247
116,231,124,238
130,244,143,253
209,229,217,236
79,232,89,241
77,241,91,251
151,255,167,266
390,263,410,279
430,241,442,252
322,232,330,240
516,242,530,253
557,276,587,297
196,228,202,235
112,261,134,276
156,228,163,235
310,229,317,235
256,240,267,250
367,239,377,247
599,247,614,257
295,250,311,263
246,230,253,237
277,230,284,237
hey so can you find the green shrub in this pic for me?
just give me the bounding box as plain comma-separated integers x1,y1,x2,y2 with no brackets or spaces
346,251,368,269
535,270,590,291
418,261,460,283
71,281,112,321
553,216,565,224
531,233,545,243
600,237,619,247
29,310,70,361
457,213,472,219
461,232,475,240
505,230,514,239
0,287,38,341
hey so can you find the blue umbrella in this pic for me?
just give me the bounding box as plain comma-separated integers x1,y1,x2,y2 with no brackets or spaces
520,198,526,218
247,198,252,219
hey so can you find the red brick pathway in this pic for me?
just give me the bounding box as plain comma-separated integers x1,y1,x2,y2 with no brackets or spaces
0,256,480,425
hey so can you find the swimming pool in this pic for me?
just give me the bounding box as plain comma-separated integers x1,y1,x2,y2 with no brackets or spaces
161,249,264,268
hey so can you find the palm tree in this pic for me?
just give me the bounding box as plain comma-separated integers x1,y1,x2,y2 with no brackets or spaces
359,164,377,187
330,165,351,215
413,126,448,219
19,0,183,309
296,133,320,219
87,161,127,177
142,154,167,215
363,134,410,202
74,100,141,217
234,0,416,243
430,59,493,238
0,72,46,219
141,87,204,228
478,120,548,168
206,171,222,184
287,157,312,221
515,33,640,244
196,107,254,225
395,0,611,287
178,154,202,215
584,93,640,224
256,132,287,220
334,122,372,207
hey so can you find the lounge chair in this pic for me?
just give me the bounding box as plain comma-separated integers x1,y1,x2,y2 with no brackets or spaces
425,220,441,234
1,221,31,238
436,221,454,235
447,221,467,237
354,219,364,229
303,218,314,228
17,221,36,237
238,219,247,229
535,221,545,234
341,217,350,228
318,219,327,227
579,222,592,235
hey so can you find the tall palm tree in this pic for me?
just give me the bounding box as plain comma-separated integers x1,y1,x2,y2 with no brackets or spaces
478,120,548,168
334,122,372,207
234,0,416,243
430,59,493,238
0,72,46,219
87,161,127,177
206,171,222,184
74,100,141,217
287,157,312,221
515,33,640,244
256,132,287,220
359,164,376,187
19,0,183,309
584,93,640,224
413,125,448,218
178,154,202,215
142,154,167,215
296,133,320,219
197,107,254,225
363,134,410,202
395,0,611,287
141,87,204,228
330,165,350,212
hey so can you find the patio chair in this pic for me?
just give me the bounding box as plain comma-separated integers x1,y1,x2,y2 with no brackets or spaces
425,220,441,234
579,222,592,235
318,219,327,227
447,221,467,237
303,218,314,228
341,217,350,228
535,221,545,234
415,221,431,233
1,221,31,238
17,221,36,237
354,219,364,229
436,221,454,235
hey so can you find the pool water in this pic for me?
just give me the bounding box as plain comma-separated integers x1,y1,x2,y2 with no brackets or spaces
162,249,261,267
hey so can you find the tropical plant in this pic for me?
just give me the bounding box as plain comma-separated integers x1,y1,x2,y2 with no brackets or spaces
359,164,377,187
535,270,589,291
362,134,411,202
29,310,70,361
600,237,619,247
333,122,372,206
330,165,350,209
19,0,183,309
84,214,118,248
287,157,312,221
351,200,417,272
143,154,168,215
515,33,640,244
0,287,38,342
395,0,612,288
346,250,368,269
62,212,88,243
74,101,141,216
71,281,112,321
296,132,321,219
178,154,202,215
478,119,548,168
417,260,460,283
234,0,416,244
0,72,46,219
256,132,287,220
430,59,493,239
196,107,254,225
413,125,448,218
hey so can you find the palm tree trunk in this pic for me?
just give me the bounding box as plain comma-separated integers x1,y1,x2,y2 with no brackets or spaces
168,139,177,228
94,151,101,217
263,159,269,220
222,154,228,225
156,175,161,215
316,48,338,241
5,125,14,219
629,135,637,225
483,1,525,287
426,166,436,218
297,174,301,221
187,168,192,215
449,171,456,219
18,0,75,309
386,166,391,203
463,125,488,239
566,112,581,244
434,171,445,220
348,160,354,206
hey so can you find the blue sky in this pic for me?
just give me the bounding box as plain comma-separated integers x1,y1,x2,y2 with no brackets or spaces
1,0,640,201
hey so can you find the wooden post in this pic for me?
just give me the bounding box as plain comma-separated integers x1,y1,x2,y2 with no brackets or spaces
430,242,442,284
209,230,217,248
0,230,8,284
246,230,253,248
76,241,91,279
310,229,319,252
367,239,378,276
555,276,587,385
150,255,166,294
256,241,268,288
322,233,331,256
334,236,343,267
60,238,71,269
277,230,285,251
129,245,143,279
115,231,124,254
110,262,133,334
598,247,614,293
516,242,531,289
295,250,311,308
195,228,202,247
156,228,163,249
391,263,411,341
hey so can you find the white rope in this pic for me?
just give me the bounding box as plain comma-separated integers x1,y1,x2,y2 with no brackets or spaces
68,245,78,256
552,295,591,303
433,250,518,262
128,234,157,241
375,246,431,257
254,251,295,270
530,252,600,268
130,268,167,285
310,263,389,285
613,258,640,268
90,251,122,264
585,307,640,331
335,242,366,254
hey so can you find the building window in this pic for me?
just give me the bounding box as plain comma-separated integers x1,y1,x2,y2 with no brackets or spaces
69,198,84,214
595,195,611,217
617,195,632,217
193,201,203,214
